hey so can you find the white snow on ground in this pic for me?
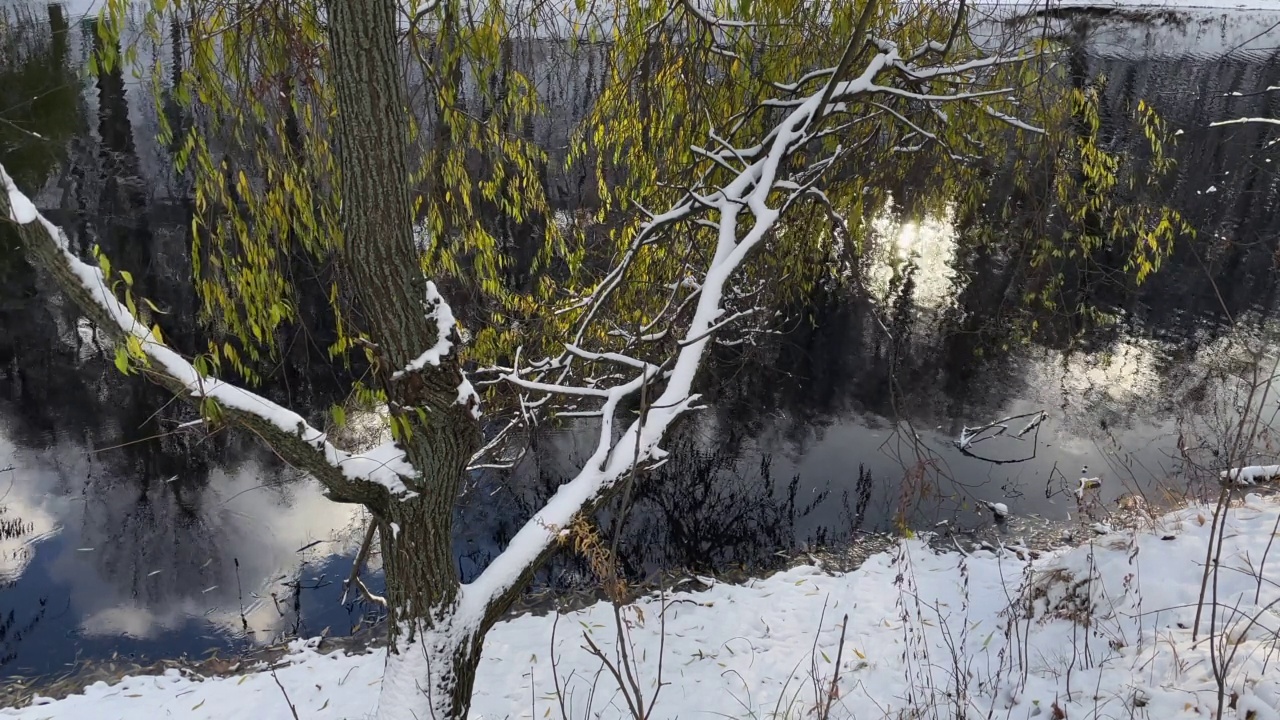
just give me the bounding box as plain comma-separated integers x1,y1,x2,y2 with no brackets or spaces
980,0,1280,10
1222,465,1280,483
12,496,1280,719
1050,0,1280,8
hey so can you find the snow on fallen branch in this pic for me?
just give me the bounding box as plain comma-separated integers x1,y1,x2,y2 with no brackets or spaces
1221,465,1280,485
460,34,1040,627
0,165,418,499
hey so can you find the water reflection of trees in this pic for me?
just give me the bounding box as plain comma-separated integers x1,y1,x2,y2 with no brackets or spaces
13,8,1276,461
0,4,88,672
653,37,1280,548
464,430,833,590
0,4,78,193
0,6,373,673
698,43,1280,449
612,437,832,576
0,463,45,673
1,9,849,606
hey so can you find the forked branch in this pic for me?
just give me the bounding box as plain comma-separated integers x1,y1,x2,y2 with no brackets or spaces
461,15,1043,629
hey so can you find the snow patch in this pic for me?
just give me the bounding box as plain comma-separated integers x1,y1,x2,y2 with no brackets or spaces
14,501,1280,720
980,499,1010,519
5,179,36,223
394,281,458,378
1221,464,1280,484
456,376,482,419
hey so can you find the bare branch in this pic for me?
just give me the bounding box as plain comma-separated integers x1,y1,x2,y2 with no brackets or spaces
677,308,759,347
870,83,1013,103
341,521,380,605
811,0,880,129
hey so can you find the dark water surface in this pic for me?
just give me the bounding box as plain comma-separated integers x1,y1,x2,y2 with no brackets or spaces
1,0,1279,681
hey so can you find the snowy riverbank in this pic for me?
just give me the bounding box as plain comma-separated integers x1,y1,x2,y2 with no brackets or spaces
9,496,1280,719
1048,0,1280,9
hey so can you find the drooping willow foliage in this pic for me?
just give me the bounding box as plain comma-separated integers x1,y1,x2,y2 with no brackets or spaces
987,70,1193,344
569,0,1045,343
87,0,1189,421
93,0,569,388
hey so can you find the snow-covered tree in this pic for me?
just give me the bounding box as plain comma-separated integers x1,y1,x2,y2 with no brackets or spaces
1,0,1058,717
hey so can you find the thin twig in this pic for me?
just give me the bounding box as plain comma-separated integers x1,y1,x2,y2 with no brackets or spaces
269,666,301,720
816,614,849,720
341,520,378,605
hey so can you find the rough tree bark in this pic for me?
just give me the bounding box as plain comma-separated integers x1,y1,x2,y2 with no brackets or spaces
323,0,483,717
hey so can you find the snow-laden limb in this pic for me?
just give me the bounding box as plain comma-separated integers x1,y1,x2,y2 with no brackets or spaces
1210,117,1280,128
462,35,1041,626
983,105,1045,135
0,163,416,502
1220,465,1280,485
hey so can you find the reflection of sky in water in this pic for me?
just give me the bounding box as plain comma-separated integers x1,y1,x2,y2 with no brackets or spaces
1055,338,1162,404
746,201,1280,546
867,198,959,311
0,417,367,671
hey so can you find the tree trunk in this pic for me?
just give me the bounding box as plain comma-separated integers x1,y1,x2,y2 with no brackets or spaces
325,0,426,372
324,0,483,718
376,499,484,720
371,424,479,720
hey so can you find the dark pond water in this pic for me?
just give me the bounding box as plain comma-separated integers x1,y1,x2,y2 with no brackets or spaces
1,0,1279,682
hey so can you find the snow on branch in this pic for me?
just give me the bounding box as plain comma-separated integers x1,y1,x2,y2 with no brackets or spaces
983,106,1045,135
1210,118,1280,128
1,164,418,501
680,0,761,29
395,281,458,377
1221,465,1280,485
459,30,1039,628
393,280,482,420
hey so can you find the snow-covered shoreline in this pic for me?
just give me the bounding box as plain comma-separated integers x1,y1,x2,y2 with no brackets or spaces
1046,0,1280,9
9,495,1280,719
978,0,1280,11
